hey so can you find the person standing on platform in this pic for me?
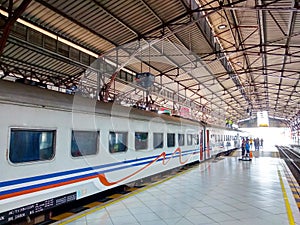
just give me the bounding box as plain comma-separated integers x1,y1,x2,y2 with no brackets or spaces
241,138,246,158
229,120,233,128
225,118,229,128
255,138,259,151
260,138,263,148
249,137,253,150
245,139,250,158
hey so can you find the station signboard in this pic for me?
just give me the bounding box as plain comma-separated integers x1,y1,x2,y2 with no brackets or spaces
257,111,269,127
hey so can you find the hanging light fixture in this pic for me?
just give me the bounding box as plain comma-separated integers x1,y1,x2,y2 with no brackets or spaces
218,24,227,30
218,8,227,30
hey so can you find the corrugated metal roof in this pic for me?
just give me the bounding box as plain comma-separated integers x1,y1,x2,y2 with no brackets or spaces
0,0,299,125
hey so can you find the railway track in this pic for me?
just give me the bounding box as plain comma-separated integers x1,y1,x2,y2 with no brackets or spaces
277,145,300,182
276,145,300,210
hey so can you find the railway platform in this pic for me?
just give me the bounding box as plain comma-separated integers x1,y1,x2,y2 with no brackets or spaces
53,146,300,225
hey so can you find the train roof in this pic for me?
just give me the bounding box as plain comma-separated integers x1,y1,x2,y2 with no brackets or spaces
0,80,201,127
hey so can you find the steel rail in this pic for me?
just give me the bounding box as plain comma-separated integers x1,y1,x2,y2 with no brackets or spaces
277,146,300,172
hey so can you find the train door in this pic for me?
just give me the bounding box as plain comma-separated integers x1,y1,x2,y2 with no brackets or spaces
236,132,240,148
200,130,203,161
206,129,210,158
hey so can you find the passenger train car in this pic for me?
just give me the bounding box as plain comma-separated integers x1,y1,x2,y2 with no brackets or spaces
0,80,241,224
291,129,300,145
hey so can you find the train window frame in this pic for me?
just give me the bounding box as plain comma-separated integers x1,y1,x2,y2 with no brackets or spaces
153,132,163,149
167,133,175,147
109,131,128,153
135,132,148,151
187,134,193,146
178,133,185,146
194,134,199,145
71,130,99,157
9,128,56,164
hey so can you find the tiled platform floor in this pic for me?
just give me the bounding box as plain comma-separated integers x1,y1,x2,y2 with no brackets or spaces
55,147,300,225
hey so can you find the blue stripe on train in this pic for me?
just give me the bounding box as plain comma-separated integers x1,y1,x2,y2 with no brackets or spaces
0,149,200,194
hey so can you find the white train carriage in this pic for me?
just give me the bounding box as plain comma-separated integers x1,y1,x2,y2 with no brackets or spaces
291,129,300,145
205,126,241,157
0,80,202,223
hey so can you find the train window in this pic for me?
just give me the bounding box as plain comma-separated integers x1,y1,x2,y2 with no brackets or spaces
9,129,55,163
135,132,148,150
153,133,163,149
167,133,175,147
109,132,128,153
187,134,193,146
178,134,185,146
71,131,99,157
194,134,199,145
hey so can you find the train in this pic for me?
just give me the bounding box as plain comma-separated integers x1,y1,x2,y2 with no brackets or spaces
0,80,242,224
291,129,300,146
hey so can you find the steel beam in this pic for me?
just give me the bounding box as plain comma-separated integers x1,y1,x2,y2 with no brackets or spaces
0,0,32,55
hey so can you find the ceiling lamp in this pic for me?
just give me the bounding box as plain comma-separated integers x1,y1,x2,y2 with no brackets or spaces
218,9,227,30
218,24,227,30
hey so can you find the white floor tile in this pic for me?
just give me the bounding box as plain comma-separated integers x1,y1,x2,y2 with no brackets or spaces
66,218,87,225
195,206,221,214
85,210,110,220
86,217,113,225
173,217,195,225
110,214,138,225
185,214,216,224
138,220,167,225
206,212,237,223
133,212,161,222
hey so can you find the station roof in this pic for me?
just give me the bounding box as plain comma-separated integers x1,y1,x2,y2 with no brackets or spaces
0,0,299,125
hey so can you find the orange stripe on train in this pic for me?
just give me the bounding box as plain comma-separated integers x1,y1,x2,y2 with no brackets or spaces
0,148,194,200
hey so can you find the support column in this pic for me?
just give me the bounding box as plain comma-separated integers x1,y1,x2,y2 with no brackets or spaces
0,0,32,56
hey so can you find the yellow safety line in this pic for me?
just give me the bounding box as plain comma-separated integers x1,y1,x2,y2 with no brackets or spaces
278,170,295,225
56,164,201,225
